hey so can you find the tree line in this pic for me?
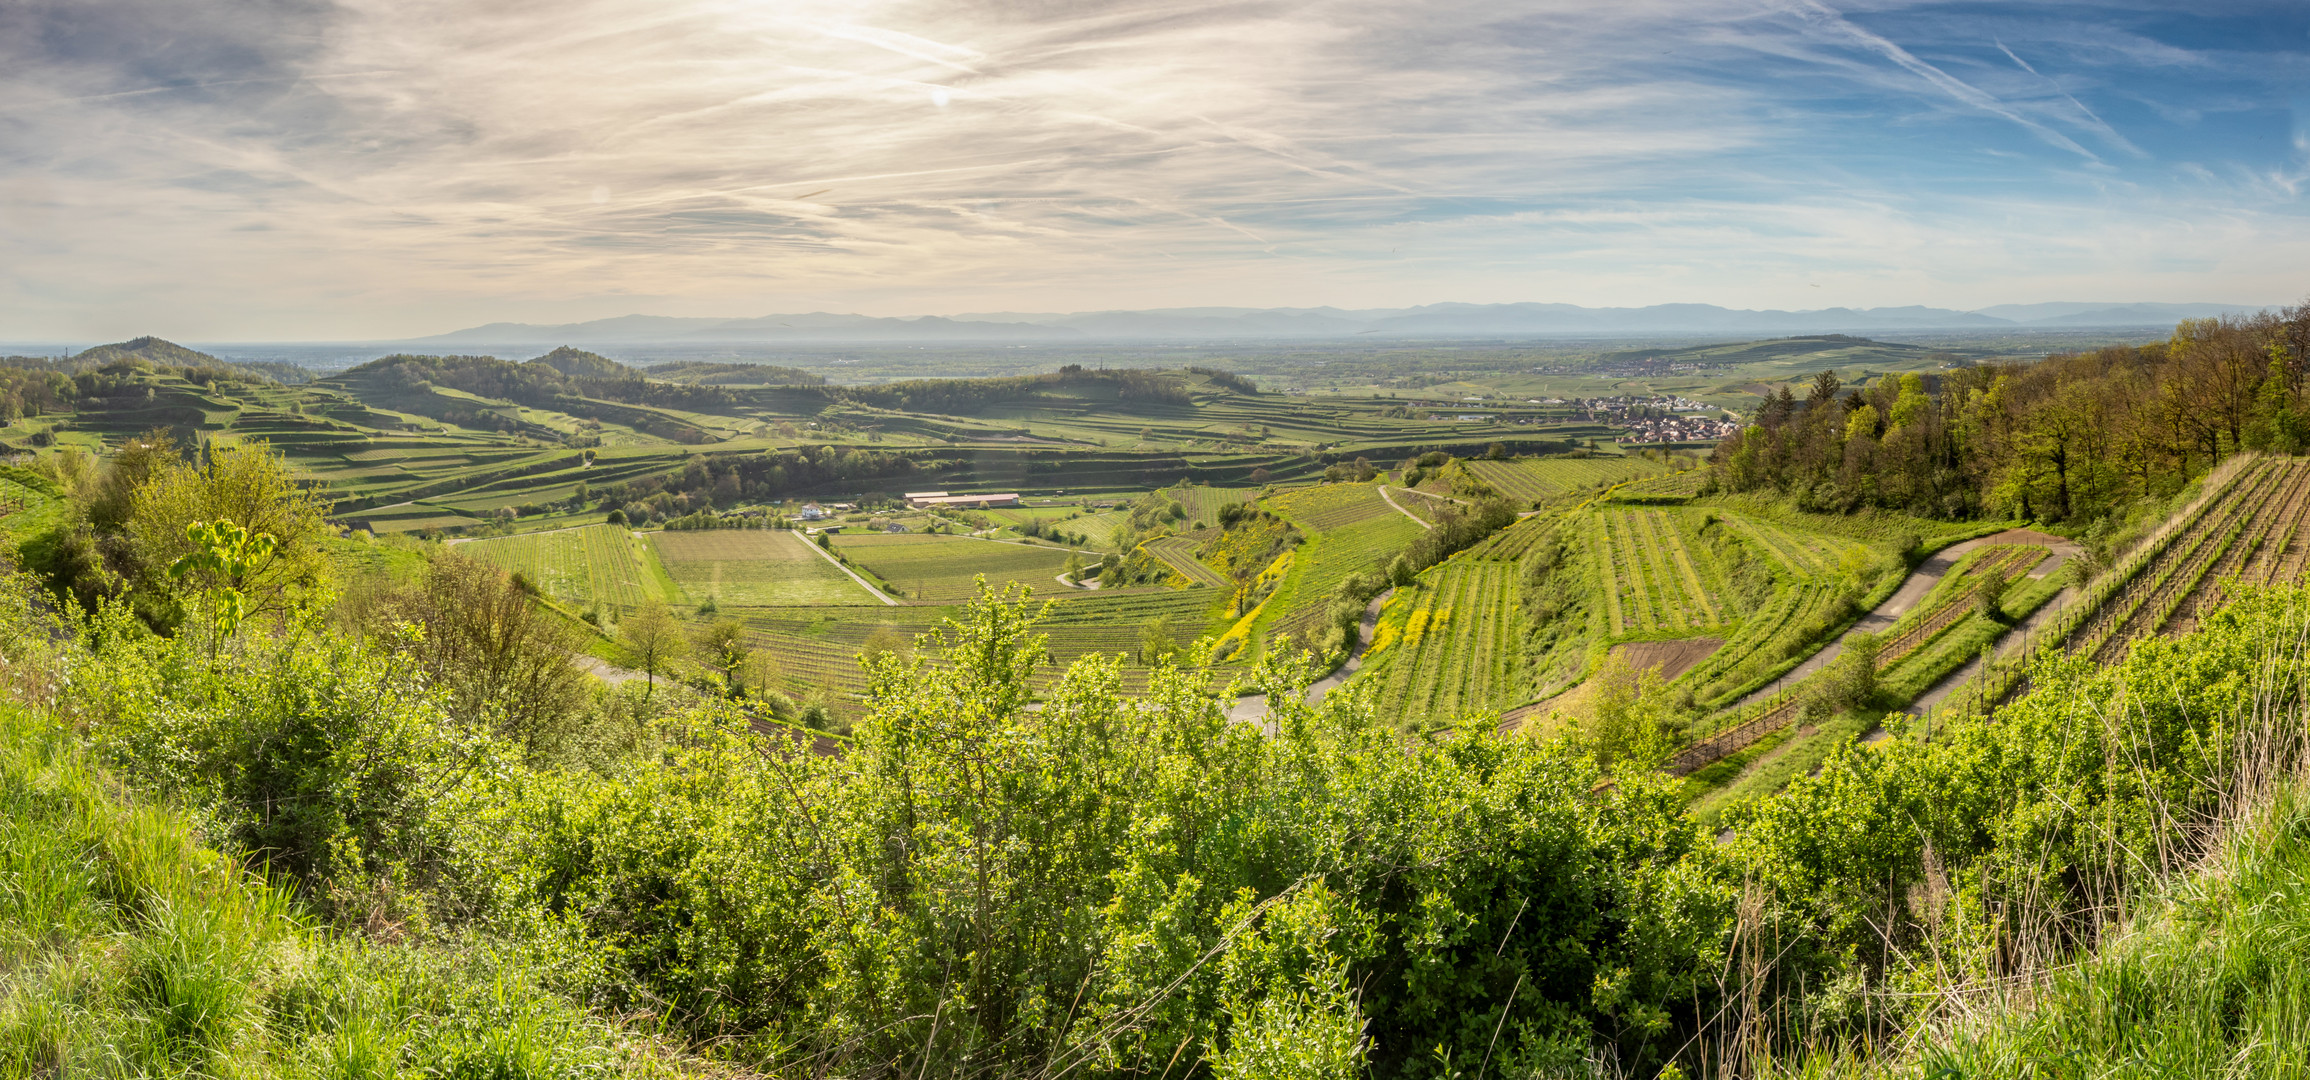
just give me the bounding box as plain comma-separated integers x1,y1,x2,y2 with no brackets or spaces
1709,305,2310,528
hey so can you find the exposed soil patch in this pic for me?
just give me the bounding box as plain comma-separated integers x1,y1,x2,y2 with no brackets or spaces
1613,637,1724,683
1499,636,1724,734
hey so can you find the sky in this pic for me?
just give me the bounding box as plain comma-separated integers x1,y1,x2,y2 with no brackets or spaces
2,0,2308,341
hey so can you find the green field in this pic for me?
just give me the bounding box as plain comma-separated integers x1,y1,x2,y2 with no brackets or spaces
1261,486,1427,648
1366,558,1527,722
1463,456,1667,504
650,529,879,606
1265,482,1396,529
460,523,664,610
1591,508,1728,635
1718,512,1874,581
1144,531,1228,586
829,533,1076,600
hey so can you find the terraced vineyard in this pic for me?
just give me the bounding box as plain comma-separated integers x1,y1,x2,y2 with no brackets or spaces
1667,460,2310,781
1164,485,1257,526
1465,515,1554,560
1876,545,2045,656
2070,459,2308,663
650,529,878,606
1671,581,1849,706
1719,513,1873,582
2161,458,2310,635
1613,468,1708,500
829,533,1075,601
1366,559,1527,722
1666,542,2050,776
1263,510,1427,643
1266,483,1395,529
1145,532,1229,586
1463,456,1667,504
1592,508,1728,635
461,523,661,610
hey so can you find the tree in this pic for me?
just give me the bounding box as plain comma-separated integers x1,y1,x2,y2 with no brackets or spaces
368,551,585,757
694,617,749,694
1580,654,1686,773
166,519,278,646
621,600,686,695
1139,615,1179,664
860,625,910,668
128,439,331,625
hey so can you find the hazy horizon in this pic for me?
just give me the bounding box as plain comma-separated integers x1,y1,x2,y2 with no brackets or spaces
5,1,2306,340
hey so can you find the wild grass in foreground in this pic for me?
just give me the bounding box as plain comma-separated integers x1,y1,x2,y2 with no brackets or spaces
1770,787,2310,1080
0,703,684,1079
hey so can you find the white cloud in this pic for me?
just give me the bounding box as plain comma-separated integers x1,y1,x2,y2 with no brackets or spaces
0,0,2302,338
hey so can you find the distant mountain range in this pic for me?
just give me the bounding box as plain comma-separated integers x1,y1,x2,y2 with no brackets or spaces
410,301,2275,345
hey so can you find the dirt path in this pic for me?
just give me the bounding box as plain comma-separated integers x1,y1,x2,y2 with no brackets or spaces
1733,529,2081,710
1228,589,1392,728
1896,585,2079,721
1376,487,1434,529
793,529,899,606
577,654,645,685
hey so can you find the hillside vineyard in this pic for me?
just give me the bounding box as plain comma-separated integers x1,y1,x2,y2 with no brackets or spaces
9,313,2310,1075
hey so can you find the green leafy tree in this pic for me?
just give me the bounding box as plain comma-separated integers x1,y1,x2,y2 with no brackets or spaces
130,440,329,623
166,519,278,642
693,617,749,694
365,551,585,758
620,600,685,695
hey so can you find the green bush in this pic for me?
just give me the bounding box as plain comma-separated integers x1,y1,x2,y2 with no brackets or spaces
12,539,2310,1077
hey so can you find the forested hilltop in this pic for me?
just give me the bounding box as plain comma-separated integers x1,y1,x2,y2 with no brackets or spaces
1710,308,2310,528
3,421,2310,1078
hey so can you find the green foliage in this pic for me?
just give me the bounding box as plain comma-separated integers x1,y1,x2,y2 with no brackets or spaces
1831,788,2310,1079
166,519,278,638
0,699,675,1078
1711,312,2310,526
13,461,2310,1080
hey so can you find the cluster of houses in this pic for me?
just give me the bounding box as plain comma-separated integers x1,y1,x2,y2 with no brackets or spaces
1570,394,1714,419
1614,414,1740,445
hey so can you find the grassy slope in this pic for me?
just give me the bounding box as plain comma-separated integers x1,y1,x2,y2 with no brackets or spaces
0,703,685,1078
1798,788,2310,1079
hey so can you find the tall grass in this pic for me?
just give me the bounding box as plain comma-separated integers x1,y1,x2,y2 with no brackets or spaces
1729,580,2310,1079
0,703,688,1078
1776,787,2310,1079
